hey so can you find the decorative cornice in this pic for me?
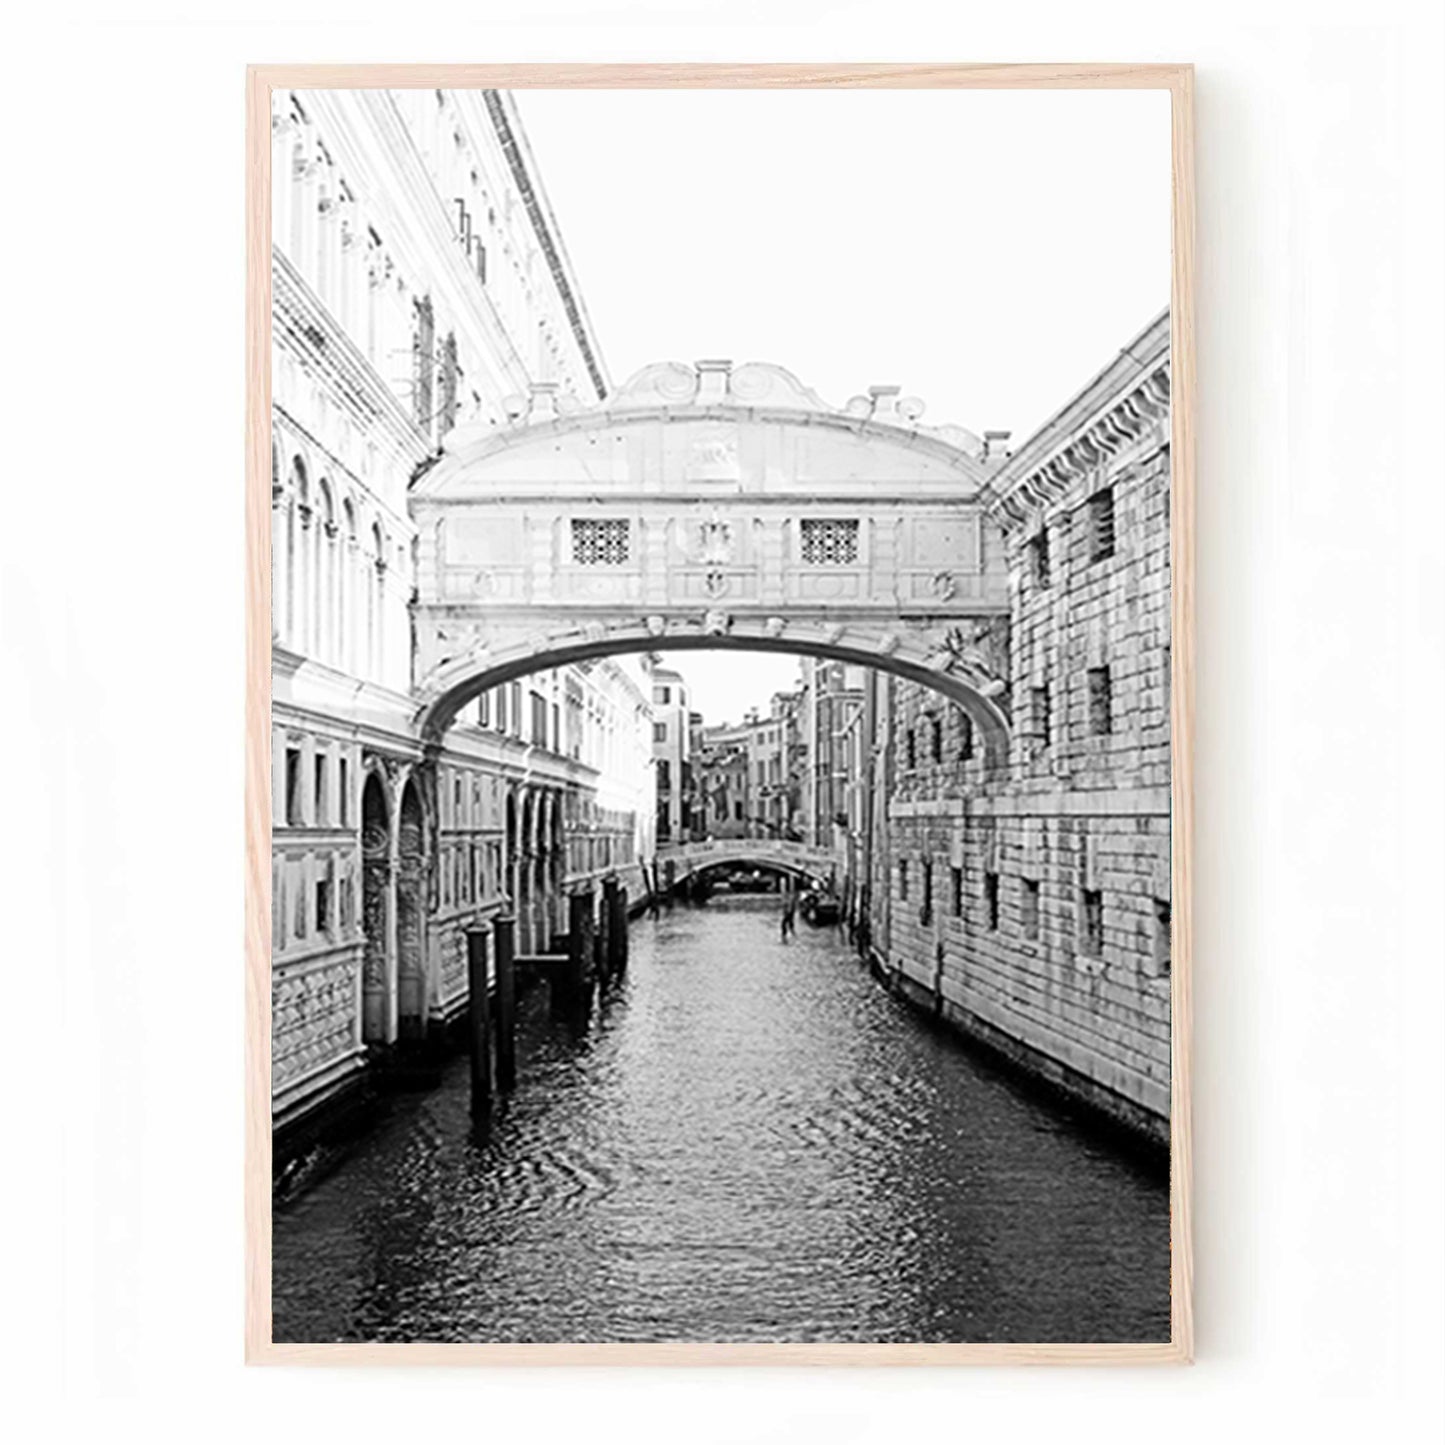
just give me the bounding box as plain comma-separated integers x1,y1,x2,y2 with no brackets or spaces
984,309,1171,531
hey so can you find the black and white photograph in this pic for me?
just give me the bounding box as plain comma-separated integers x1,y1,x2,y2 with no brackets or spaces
15,1,1445,1435
262,75,1182,1349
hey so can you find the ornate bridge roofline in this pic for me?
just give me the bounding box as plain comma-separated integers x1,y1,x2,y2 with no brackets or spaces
414,357,994,495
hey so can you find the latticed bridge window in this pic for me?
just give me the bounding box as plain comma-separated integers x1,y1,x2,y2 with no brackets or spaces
800,518,860,566
571,518,631,566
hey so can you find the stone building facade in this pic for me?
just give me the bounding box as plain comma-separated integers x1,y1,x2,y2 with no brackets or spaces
848,311,1173,1142
268,88,653,1138
266,83,1172,1149
693,690,804,843
650,664,695,844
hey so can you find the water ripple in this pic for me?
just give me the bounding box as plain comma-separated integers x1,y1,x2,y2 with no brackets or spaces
274,895,1169,1343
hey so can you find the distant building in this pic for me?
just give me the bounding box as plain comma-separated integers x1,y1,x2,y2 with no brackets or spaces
693,688,804,842
800,661,867,853
695,722,752,838
650,665,693,844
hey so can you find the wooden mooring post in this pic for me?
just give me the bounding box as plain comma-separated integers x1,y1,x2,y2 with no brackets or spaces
593,888,610,989
465,927,493,1124
603,876,627,978
566,888,595,1025
493,915,517,1093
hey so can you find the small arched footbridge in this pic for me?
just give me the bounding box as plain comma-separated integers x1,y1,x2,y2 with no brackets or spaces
657,838,837,888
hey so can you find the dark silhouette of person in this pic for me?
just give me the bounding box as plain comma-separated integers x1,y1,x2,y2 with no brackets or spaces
780,893,797,941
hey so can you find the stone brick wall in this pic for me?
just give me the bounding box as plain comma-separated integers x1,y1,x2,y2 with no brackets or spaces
860,312,1173,1142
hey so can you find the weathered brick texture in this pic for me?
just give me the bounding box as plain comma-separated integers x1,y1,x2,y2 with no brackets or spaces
860,313,1173,1142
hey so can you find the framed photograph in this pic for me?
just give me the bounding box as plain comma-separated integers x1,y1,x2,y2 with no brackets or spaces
246,63,1194,1364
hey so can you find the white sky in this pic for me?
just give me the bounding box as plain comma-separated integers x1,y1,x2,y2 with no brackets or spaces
514,86,1171,726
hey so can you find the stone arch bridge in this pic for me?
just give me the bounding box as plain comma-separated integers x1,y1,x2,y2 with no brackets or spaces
656,837,837,889
410,358,1016,755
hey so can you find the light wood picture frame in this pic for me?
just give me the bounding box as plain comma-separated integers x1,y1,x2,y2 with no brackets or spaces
246,61,1194,1366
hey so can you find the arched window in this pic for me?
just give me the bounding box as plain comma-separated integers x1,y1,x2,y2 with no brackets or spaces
316,479,335,664
341,499,358,674
955,707,975,763
270,439,284,640
369,522,386,680
288,456,308,647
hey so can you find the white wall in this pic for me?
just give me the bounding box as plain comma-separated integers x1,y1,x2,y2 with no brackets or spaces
3,2,1441,1441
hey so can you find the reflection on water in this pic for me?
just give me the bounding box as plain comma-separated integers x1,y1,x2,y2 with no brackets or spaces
273,896,1169,1343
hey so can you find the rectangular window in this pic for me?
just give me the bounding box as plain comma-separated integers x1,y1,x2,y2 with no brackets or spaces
899,859,909,902
1032,684,1050,749
315,878,332,937
477,691,491,728
1022,877,1041,940
657,760,671,789
1088,666,1113,736
1029,528,1051,587
1081,888,1105,957
654,721,667,743
920,860,933,926
530,691,548,746
957,709,974,762
571,517,630,566
1153,897,1172,975
313,755,328,826
1088,488,1116,562
951,866,964,918
905,729,917,770
800,518,860,565
657,686,671,705
930,715,944,764
338,758,350,828
285,748,303,826
984,871,1000,931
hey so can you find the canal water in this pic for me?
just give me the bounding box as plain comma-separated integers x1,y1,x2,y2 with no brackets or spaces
272,895,1170,1343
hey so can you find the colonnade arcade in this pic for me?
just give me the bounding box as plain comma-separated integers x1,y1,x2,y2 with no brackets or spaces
270,436,398,682
355,751,571,1047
